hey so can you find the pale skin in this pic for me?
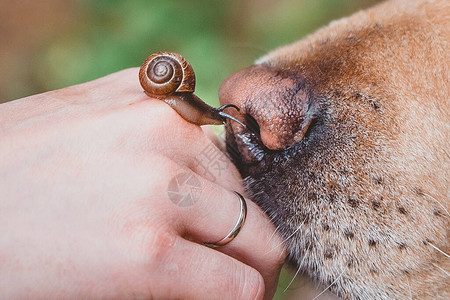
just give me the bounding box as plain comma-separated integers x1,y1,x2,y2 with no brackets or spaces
0,68,286,299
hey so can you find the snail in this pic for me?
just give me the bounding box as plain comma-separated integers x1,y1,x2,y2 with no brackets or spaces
139,51,245,127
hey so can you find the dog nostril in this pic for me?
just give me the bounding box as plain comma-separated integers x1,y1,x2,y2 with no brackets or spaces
245,114,261,136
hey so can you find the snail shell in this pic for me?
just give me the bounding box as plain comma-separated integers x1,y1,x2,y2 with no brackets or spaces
139,51,246,128
139,52,195,97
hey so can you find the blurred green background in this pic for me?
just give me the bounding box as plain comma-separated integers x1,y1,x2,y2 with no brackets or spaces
0,0,380,106
0,0,380,298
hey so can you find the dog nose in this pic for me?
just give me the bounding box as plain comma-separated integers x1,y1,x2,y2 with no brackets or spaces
219,65,314,150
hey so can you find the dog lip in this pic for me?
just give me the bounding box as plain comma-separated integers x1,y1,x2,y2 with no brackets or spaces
236,132,265,162
226,119,268,167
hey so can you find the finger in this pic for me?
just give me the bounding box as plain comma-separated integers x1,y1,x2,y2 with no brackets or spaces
173,129,244,191
175,178,286,298
217,196,287,298
151,236,265,300
125,105,240,185
202,126,227,151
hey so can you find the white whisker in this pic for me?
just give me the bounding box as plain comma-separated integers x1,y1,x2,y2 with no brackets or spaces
312,270,345,300
265,221,305,255
424,193,449,217
428,242,450,258
267,223,283,244
283,246,309,293
279,222,304,247
263,214,283,252
283,263,303,293
432,263,450,277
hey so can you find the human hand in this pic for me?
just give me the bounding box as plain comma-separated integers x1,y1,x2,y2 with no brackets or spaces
0,69,286,299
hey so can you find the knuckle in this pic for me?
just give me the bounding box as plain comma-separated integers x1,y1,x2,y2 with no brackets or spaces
143,225,176,264
131,100,182,129
126,100,175,131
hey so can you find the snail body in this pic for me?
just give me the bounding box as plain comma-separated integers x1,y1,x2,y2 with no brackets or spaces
163,93,223,125
139,51,245,127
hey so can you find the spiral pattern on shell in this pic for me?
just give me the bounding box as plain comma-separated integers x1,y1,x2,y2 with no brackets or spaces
139,52,196,97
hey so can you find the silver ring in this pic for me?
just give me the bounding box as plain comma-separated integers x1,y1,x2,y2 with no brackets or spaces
204,191,247,248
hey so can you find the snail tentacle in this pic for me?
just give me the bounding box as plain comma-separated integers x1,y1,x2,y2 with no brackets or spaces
218,111,247,128
217,104,240,112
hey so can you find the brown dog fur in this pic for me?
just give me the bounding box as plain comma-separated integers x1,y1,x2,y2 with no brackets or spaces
219,0,449,298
